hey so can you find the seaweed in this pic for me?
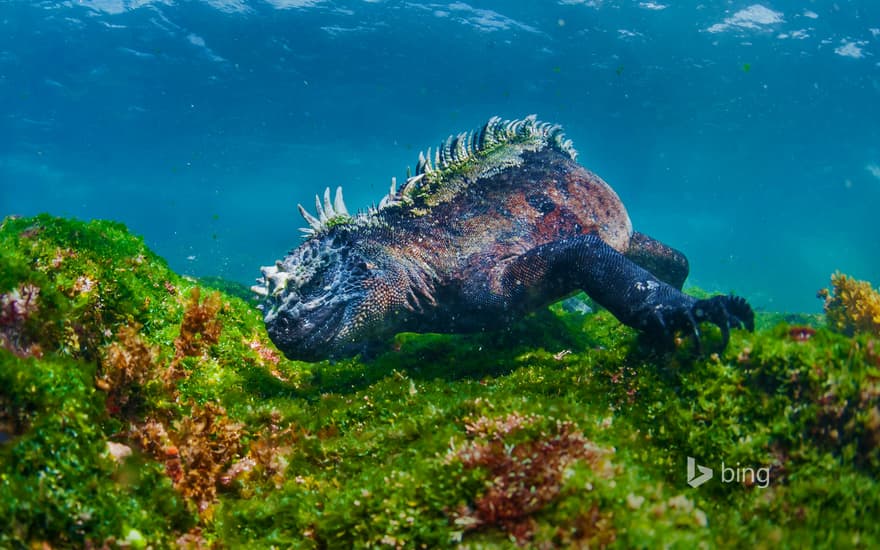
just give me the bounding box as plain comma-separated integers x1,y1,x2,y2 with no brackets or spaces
167,287,223,381
0,281,42,357
819,272,880,336
131,403,244,516
448,413,614,544
97,323,161,417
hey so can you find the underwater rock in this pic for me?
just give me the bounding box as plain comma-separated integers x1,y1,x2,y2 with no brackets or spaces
0,214,878,548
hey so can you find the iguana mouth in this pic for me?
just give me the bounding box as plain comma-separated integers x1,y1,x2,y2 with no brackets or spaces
265,296,348,362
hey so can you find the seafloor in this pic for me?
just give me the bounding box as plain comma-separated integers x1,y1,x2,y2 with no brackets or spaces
1,214,878,548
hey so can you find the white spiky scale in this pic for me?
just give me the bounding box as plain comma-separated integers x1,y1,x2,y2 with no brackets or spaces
334,187,348,216
442,135,453,164
482,129,495,148
313,195,325,223
323,188,334,219
399,173,423,200
271,277,289,296
297,204,321,230
455,132,468,162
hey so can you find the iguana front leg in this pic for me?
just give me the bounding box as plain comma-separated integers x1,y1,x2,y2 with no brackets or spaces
491,234,754,348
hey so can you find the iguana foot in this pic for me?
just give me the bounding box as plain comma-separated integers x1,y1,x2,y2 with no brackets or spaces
648,294,754,352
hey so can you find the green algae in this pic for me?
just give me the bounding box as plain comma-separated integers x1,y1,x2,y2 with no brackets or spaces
0,352,192,547
1,214,878,548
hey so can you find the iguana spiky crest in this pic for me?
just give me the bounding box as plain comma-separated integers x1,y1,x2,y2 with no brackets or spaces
295,115,577,237
297,187,352,237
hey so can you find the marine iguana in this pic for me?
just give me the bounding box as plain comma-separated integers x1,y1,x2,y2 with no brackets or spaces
253,115,753,361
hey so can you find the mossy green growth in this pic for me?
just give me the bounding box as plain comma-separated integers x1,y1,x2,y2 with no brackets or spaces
1,214,879,548
0,351,191,547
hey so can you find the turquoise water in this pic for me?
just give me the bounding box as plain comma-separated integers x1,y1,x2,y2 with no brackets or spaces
1,1,878,313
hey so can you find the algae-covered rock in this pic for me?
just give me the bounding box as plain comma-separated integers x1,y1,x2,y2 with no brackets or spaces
1,214,879,548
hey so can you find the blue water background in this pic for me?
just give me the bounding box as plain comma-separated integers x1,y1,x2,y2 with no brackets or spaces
2,1,878,313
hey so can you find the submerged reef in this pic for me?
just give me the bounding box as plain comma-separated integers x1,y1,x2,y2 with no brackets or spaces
1,214,879,548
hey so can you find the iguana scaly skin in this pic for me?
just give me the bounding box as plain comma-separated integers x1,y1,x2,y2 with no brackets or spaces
253,115,753,361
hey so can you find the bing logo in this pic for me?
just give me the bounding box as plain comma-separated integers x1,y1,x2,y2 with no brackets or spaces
687,456,713,488
686,456,770,489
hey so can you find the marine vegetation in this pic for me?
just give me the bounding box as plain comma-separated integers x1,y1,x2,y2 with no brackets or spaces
1,214,879,548
253,116,752,361
819,272,880,336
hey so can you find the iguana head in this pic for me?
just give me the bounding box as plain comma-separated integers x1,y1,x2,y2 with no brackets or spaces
255,235,367,361
253,188,431,360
